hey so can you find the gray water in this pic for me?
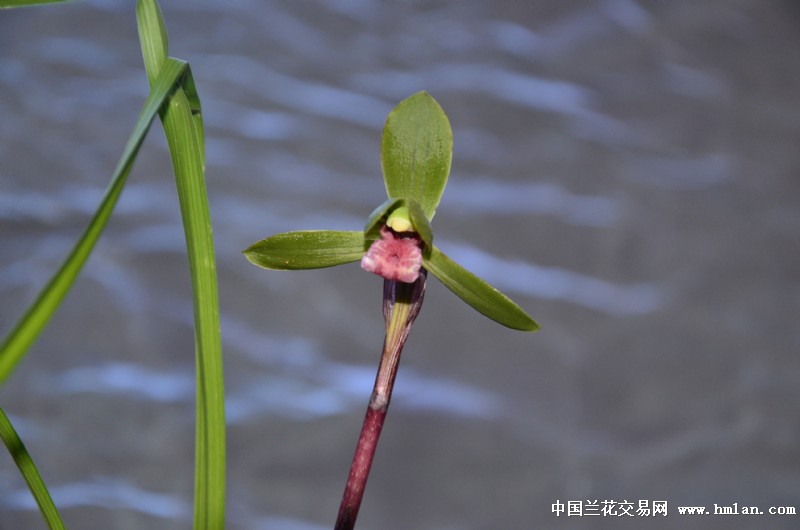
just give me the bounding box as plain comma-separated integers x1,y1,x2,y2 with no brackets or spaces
1,1,799,529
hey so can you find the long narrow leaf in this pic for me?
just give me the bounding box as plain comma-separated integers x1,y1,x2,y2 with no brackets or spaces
178,64,205,169
0,59,187,384
135,0,204,166
136,0,169,86
164,88,225,530
424,246,540,332
0,407,65,530
136,2,225,528
0,0,68,8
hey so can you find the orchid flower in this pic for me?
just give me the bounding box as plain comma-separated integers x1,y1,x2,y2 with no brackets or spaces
244,92,538,529
244,91,539,332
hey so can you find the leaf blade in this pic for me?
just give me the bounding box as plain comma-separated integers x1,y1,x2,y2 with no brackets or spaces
424,246,540,332
244,230,367,270
137,2,224,528
0,407,65,530
136,0,169,86
0,0,68,7
381,91,452,219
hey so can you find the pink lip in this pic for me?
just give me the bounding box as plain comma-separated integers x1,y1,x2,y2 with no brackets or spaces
361,226,423,283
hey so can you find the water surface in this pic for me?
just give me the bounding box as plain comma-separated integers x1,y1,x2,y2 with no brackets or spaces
1,2,799,529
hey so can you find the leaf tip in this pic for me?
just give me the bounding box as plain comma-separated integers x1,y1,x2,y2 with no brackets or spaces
518,317,542,333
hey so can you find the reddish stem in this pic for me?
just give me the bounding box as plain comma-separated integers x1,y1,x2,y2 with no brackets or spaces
334,406,386,530
334,271,427,530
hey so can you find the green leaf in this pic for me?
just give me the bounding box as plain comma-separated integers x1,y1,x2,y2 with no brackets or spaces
381,91,453,220
136,0,204,168
137,2,224,528
136,0,169,86
0,407,65,530
0,59,187,384
244,231,367,270
424,246,540,332
179,64,205,170
0,0,67,7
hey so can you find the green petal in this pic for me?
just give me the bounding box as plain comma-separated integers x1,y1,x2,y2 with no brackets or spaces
424,246,540,332
405,198,433,252
364,198,403,240
381,91,453,219
363,197,434,252
243,230,367,270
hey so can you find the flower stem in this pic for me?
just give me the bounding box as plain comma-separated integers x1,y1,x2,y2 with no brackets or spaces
334,270,427,530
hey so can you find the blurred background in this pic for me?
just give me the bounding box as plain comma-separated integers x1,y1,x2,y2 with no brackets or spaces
1,1,799,529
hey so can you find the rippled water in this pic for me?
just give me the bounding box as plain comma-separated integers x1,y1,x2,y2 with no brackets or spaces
1,1,799,529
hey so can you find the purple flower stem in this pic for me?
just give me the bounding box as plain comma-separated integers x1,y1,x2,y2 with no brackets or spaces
334,270,427,530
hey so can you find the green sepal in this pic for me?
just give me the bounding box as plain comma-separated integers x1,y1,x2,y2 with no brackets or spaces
243,230,367,270
381,91,452,220
423,246,540,332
